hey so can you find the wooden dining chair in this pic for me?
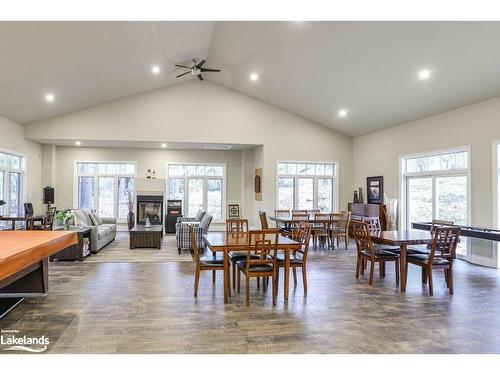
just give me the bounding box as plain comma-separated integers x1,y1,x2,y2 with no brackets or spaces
259,211,269,229
407,219,455,255
352,220,400,286
330,212,350,250
311,213,332,249
189,225,224,297
236,229,280,306
273,222,312,294
227,219,258,290
406,226,460,295
292,210,308,215
283,213,309,239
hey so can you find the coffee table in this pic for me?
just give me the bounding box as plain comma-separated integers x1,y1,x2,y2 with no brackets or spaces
129,225,163,249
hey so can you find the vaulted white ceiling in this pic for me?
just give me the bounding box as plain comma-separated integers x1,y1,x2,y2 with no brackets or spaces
2,21,500,136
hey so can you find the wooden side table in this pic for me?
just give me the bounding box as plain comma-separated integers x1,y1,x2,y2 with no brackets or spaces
129,225,163,249
50,227,92,261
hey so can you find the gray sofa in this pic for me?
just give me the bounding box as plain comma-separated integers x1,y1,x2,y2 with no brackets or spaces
71,208,117,253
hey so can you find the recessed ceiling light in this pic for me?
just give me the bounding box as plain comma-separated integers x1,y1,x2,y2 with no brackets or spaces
338,109,348,118
161,143,167,148
45,93,55,102
418,69,432,80
151,65,161,74
249,73,259,81
75,141,81,146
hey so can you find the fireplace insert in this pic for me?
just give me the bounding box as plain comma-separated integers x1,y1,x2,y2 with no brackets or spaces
137,195,164,225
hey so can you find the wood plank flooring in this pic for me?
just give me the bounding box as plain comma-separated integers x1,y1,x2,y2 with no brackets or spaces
2,232,500,353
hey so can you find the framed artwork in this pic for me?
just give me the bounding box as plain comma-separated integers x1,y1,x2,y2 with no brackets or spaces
367,176,384,204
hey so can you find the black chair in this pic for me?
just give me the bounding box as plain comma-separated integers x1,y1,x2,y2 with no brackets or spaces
24,202,34,217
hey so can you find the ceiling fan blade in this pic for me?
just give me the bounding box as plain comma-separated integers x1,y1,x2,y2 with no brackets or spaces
197,74,204,81
175,64,191,69
196,59,206,68
176,71,190,78
200,68,221,73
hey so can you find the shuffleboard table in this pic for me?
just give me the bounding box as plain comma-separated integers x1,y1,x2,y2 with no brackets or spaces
0,231,78,318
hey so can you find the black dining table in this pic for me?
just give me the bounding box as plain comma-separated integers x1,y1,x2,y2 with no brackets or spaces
370,230,433,292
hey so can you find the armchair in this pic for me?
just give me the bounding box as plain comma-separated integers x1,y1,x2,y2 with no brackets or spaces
176,213,213,255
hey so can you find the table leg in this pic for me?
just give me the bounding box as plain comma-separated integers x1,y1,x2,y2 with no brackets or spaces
223,250,229,304
284,247,290,301
400,244,407,292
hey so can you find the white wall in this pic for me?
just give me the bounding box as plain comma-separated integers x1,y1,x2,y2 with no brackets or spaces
51,146,245,216
0,115,42,213
27,81,354,223
353,96,500,228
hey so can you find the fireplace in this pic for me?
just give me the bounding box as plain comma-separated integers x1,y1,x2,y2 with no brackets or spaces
137,195,164,225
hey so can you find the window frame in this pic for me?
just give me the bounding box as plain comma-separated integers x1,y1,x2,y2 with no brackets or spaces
400,146,471,230
73,161,137,222
165,162,227,223
275,160,339,212
0,148,26,218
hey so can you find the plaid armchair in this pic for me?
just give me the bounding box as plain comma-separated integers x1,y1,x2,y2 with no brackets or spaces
176,213,213,254
176,210,206,224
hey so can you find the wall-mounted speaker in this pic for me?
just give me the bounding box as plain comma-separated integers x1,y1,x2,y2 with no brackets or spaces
43,186,55,204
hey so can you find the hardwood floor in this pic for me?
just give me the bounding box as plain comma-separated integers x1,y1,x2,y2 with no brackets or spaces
2,233,500,353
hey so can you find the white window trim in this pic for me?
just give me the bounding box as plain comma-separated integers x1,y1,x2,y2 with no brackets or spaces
73,161,137,222
493,141,500,229
165,162,227,223
399,146,471,230
275,160,340,212
0,147,26,217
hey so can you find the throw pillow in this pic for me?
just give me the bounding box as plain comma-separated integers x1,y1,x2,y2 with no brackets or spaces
195,210,206,221
97,216,103,225
89,213,100,226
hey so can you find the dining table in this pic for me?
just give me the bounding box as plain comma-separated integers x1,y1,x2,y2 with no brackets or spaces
0,214,45,230
203,231,302,304
370,230,433,292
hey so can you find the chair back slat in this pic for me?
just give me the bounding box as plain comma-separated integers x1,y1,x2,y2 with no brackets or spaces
429,226,461,262
226,218,249,235
189,225,201,265
245,229,279,271
293,222,312,262
259,211,269,229
361,216,381,231
292,210,308,215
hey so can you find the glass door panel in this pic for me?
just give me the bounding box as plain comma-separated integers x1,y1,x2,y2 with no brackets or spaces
278,177,294,210
9,172,20,216
317,178,333,212
118,177,134,221
297,178,314,210
207,179,222,220
188,178,204,217
78,176,95,209
407,177,433,227
435,175,467,225
98,177,114,217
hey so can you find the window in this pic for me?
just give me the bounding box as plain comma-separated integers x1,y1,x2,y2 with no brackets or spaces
276,162,337,212
75,162,135,222
402,149,469,229
0,151,25,218
167,163,225,221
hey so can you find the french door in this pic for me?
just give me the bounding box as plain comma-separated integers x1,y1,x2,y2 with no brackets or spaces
406,174,468,228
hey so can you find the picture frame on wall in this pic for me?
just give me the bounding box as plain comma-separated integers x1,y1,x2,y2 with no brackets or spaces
367,176,384,204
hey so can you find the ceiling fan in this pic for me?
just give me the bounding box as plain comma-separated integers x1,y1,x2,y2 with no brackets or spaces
174,58,221,81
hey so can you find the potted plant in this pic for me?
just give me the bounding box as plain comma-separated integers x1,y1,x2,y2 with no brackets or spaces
55,209,74,230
